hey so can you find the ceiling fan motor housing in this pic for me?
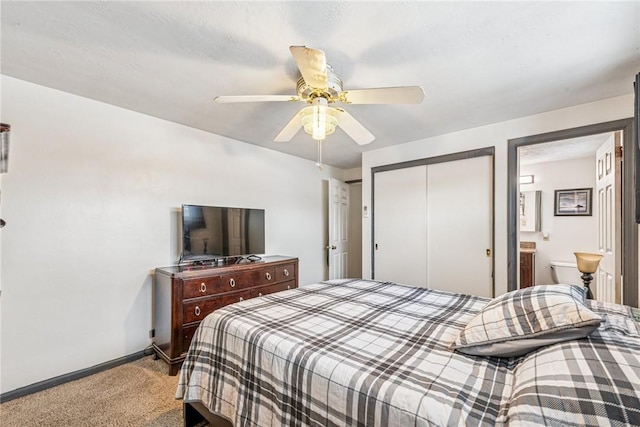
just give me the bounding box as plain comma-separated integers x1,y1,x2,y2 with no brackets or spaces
296,64,343,103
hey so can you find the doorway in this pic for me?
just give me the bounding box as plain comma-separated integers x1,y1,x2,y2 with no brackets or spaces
326,178,363,280
517,133,617,291
347,181,362,278
507,119,638,307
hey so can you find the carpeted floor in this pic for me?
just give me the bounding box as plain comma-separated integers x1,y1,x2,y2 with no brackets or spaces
0,356,184,426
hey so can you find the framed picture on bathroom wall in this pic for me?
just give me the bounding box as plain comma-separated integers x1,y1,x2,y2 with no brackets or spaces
554,188,592,216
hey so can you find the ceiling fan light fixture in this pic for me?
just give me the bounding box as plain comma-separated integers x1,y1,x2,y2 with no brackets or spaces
300,98,338,141
312,104,326,140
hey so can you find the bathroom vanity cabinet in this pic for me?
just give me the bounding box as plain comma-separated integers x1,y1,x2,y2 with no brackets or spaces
520,249,536,288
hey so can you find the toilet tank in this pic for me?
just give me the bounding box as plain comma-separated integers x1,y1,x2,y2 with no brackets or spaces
550,261,580,285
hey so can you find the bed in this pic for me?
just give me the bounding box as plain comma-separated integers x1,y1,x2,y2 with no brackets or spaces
176,279,640,426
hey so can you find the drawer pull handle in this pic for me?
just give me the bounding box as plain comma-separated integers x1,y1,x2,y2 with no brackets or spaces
258,293,263,297
239,297,244,302
229,278,236,288
287,285,291,290
283,269,289,277
265,272,272,281
200,283,207,293
194,306,201,316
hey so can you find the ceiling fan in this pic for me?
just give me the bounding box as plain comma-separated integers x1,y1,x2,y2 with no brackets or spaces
214,46,425,148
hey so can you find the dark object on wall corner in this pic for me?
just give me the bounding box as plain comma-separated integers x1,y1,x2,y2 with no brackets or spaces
0,123,7,228
0,123,9,228
635,73,640,224
0,123,9,174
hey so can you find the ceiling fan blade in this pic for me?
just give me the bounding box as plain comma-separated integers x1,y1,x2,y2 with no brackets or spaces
289,46,328,90
334,108,375,145
274,110,305,142
340,86,425,104
214,95,300,103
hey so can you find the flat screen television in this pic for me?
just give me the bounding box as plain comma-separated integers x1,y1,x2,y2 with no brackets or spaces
180,204,265,262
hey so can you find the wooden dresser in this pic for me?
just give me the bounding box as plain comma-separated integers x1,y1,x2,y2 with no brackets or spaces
153,255,298,375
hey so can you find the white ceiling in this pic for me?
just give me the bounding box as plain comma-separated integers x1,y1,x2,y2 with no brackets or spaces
519,133,612,165
1,1,638,169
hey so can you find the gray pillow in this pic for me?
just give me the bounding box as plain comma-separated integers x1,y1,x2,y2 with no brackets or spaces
452,284,602,357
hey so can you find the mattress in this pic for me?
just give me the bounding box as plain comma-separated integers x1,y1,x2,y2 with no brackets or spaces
177,279,640,426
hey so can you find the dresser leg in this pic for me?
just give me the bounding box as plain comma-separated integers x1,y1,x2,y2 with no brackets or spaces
169,362,182,376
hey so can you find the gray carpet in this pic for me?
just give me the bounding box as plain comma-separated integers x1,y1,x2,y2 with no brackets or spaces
0,356,184,426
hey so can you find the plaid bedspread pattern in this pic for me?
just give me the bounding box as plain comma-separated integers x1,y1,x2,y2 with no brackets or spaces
507,299,640,426
176,279,640,427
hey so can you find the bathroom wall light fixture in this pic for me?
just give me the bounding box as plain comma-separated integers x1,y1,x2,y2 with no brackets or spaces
574,252,603,299
519,175,534,185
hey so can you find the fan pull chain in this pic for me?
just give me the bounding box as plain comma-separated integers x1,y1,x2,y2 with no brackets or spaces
315,139,323,171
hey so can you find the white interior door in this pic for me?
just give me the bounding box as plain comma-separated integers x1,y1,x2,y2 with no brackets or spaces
328,178,349,279
426,156,493,297
596,132,621,303
373,166,427,287
227,208,244,255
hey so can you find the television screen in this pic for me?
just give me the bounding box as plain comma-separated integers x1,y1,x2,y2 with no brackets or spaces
181,204,265,261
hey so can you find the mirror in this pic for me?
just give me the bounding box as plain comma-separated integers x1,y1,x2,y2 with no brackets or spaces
519,191,541,232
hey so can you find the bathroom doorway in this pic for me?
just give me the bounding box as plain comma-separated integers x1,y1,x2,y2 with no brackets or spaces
517,133,617,294
507,119,638,307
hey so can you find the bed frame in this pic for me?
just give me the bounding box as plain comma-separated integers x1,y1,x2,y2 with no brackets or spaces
184,402,233,427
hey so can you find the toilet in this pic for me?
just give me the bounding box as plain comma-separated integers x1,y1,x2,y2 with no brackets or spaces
550,261,580,285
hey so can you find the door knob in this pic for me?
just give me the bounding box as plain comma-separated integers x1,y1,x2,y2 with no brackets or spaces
326,245,337,250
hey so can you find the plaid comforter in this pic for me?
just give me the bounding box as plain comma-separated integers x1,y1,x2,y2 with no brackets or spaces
176,279,640,426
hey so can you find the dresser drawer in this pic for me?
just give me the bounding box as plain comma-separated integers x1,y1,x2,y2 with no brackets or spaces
275,263,295,282
183,289,252,324
182,276,222,300
153,257,298,376
220,267,275,291
181,324,199,354
252,280,297,298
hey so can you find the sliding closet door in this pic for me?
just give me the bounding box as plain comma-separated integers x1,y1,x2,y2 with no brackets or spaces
373,150,494,296
426,156,493,297
373,165,427,287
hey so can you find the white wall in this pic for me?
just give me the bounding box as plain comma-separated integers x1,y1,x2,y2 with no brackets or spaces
344,167,362,182
520,157,598,285
0,76,345,393
362,94,635,298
